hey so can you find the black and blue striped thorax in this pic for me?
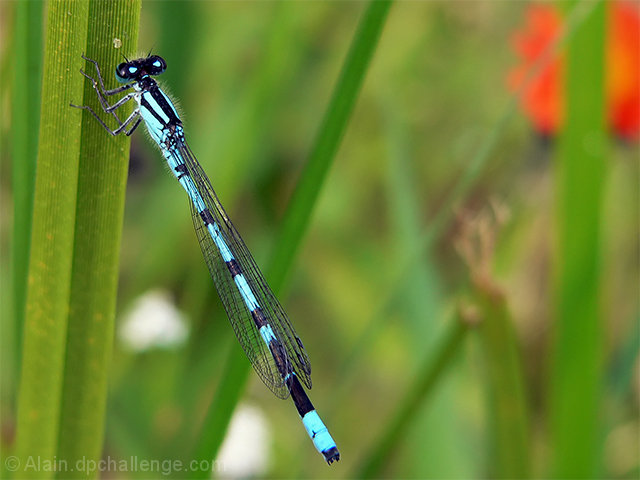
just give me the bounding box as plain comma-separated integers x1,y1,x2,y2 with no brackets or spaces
135,79,184,148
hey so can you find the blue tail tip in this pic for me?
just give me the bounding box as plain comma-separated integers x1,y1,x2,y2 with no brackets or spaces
323,447,340,465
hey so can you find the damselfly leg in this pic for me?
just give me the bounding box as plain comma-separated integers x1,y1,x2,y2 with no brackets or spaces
70,55,142,136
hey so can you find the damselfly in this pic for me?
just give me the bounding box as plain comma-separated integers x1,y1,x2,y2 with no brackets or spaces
71,54,340,465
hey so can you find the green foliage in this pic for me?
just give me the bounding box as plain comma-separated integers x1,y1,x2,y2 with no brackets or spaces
267,0,394,289
10,0,42,383
475,284,530,478
355,317,469,477
3,0,637,479
12,2,141,479
551,1,607,476
14,3,90,477
57,3,141,477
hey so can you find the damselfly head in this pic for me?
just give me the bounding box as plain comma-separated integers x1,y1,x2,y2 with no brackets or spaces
115,55,167,83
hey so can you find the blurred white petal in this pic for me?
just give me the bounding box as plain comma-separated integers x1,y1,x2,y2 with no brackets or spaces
118,290,189,351
218,404,270,478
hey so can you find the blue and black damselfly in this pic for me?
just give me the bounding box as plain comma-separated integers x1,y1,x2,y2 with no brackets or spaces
71,54,340,465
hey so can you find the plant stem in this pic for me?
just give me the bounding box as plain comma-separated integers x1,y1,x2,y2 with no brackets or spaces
355,317,469,478
551,0,607,476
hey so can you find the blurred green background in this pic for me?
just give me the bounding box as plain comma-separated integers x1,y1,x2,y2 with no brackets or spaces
1,1,638,478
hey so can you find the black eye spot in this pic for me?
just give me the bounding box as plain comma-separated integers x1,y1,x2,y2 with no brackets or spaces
116,62,134,82
147,55,167,75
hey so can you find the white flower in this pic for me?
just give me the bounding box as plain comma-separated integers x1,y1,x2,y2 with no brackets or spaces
218,404,270,478
118,290,189,351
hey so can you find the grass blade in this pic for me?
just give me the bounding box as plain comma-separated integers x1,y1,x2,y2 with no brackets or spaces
550,0,607,476
354,316,470,478
380,97,464,477
56,2,141,477
267,0,393,289
14,2,89,478
475,284,530,478
10,0,43,388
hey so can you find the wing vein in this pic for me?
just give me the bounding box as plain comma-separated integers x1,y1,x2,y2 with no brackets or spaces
173,140,312,398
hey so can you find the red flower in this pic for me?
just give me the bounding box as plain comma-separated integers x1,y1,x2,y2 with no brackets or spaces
508,2,640,141
607,1,640,140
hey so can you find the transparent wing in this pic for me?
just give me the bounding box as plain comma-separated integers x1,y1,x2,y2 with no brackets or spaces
176,142,313,398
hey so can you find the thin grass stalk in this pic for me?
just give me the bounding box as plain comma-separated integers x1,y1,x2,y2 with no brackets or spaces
266,0,393,289
377,97,461,477
355,317,469,478
56,2,141,477
550,0,607,476
10,0,43,390
14,2,90,478
475,285,530,478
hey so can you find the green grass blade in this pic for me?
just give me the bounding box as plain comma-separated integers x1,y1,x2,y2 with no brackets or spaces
475,285,530,478
355,317,469,478
266,0,393,289
188,2,393,474
14,2,89,478
380,97,464,477
200,3,305,196
56,2,141,478
550,0,607,477
10,0,43,389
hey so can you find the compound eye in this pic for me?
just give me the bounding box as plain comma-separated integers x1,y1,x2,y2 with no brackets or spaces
147,55,167,75
116,62,137,83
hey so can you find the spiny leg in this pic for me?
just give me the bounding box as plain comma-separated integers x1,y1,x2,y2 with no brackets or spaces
70,103,141,137
124,117,142,136
79,55,134,125
81,55,133,96
77,70,131,125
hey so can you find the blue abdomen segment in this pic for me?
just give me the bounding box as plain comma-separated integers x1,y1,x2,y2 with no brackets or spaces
259,324,277,344
302,410,340,463
207,223,233,262
287,372,340,464
234,272,260,311
163,146,340,464
170,159,261,316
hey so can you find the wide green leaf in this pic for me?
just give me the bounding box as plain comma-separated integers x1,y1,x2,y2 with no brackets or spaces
57,2,141,478
15,3,90,478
